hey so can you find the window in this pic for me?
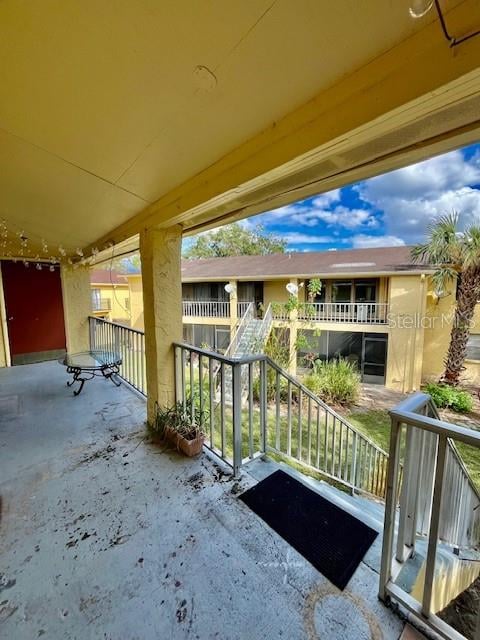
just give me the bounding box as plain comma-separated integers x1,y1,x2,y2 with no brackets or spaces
332,281,352,303
354,279,377,303
91,288,101,310
467,334,480,361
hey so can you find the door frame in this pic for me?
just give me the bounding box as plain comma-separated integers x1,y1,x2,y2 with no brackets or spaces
0,264,11,366
361,333,388,384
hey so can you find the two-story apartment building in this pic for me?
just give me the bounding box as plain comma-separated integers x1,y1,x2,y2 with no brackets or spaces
93,247,480,393
90,269,131,326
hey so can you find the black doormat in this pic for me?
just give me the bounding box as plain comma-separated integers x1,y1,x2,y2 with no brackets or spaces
239,470,378,590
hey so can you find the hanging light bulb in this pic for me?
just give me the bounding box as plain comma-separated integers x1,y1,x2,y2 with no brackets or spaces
91,246,99,257
24,260,29,268
36,263,42,270
41,239,48,253
58,245,66,257
49,264,55,272
409,0,434,18
75,247,83,257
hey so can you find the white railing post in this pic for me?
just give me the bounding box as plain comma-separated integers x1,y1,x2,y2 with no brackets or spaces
259,358,267,454
379,416,403,602
232,361,243,477
174,345,183,405
89,317,96,349
422,434,447,618
396,426,421,561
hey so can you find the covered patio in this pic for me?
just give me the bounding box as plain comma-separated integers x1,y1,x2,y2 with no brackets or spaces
1,2,480,638
0,362,403,639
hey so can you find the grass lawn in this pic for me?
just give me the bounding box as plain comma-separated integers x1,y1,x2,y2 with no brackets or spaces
347,410,391,453
348,408,480,492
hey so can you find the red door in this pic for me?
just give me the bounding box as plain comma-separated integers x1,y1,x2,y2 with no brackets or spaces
1,261,66,365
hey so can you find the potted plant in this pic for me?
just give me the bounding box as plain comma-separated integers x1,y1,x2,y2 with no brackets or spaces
153,401,206,457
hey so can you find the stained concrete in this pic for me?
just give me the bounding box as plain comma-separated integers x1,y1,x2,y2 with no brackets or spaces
1,361,405,639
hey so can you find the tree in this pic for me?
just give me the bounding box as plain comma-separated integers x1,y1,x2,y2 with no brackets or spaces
183,223,286,259
412,213,480,385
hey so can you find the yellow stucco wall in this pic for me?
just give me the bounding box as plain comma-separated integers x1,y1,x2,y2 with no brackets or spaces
126,275,144,331
90,282,130,324
61,266,92,354
421,278,456,383
385,274,427,392
140,226,183,422
264,279,290,307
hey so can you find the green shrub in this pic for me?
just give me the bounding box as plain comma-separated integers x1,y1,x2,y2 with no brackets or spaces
304,358,360,405
425,383,474,413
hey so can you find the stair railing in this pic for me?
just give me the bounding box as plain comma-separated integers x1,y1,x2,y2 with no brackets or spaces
379,392,480,638
224,302,254,358
174,341,391,494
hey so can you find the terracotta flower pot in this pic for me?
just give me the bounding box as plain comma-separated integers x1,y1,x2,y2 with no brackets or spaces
164,426,204,457
176,433,205,457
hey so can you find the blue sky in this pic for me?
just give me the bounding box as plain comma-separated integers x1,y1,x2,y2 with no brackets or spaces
203,142,480,252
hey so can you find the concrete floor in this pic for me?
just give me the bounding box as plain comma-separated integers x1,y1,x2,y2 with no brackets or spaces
0,361,406,639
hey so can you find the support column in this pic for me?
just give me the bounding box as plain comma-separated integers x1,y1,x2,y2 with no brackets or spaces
61,265,92,353
229,280,238,335
140,225,183,424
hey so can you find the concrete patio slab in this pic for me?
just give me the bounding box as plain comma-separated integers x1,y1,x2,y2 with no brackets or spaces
1,362,405,639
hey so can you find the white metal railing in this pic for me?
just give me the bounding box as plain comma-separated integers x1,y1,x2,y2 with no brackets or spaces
92,297,112,311
379,392,480,640
272,301,389,324
182,300,230,318
89,316,146,395
224,302,255,358
174,341,389,496
237,301,253,318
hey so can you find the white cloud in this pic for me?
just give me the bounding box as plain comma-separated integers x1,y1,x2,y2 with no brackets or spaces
262,197,376,231
305,205,377,230
357,149,480,243
283,232,335,244
311,189,341,208
352,235,405,249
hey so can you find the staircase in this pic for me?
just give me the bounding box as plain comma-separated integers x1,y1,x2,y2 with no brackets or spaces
222,304,273,401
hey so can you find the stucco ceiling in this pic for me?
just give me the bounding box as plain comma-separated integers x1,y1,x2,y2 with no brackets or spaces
0,0,470,254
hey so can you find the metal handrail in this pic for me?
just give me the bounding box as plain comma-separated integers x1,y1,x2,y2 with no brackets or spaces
380,392,480,638
272,301,389,324
223,302,254,358
173,340,389,496
89,316,146,395
182,300,230,318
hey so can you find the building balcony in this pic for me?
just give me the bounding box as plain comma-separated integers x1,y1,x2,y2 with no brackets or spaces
181,300,389,325
92,297,112,312
182,300,252,319
272,302,389,325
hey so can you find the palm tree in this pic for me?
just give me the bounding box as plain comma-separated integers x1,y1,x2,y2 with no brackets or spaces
412,213,480,385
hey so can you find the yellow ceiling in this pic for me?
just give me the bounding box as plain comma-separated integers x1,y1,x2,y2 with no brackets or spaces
0,0,473,255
